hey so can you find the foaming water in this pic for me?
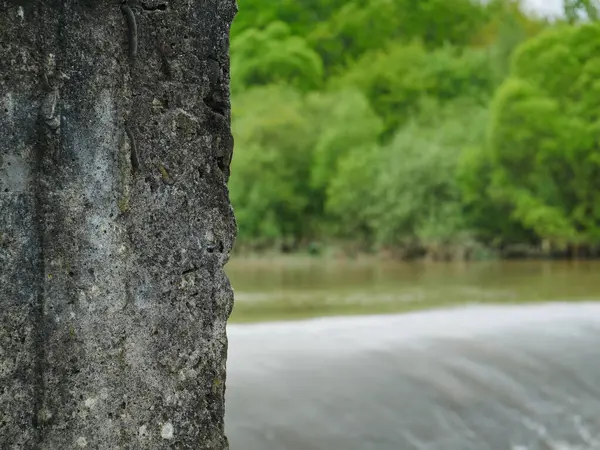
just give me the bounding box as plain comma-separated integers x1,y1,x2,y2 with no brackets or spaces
225,303,600,450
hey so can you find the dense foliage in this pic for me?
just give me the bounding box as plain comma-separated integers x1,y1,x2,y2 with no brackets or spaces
229,0,600,258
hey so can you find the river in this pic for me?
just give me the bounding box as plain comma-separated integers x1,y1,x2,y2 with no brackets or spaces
224,259,600,449
226,258,600,323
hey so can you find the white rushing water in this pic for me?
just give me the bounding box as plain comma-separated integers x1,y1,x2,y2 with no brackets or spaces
225,303,600,449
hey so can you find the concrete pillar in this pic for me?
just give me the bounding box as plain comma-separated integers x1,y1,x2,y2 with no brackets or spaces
0,1,236,448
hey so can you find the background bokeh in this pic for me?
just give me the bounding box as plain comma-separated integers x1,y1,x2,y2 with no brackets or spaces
228,0,600,261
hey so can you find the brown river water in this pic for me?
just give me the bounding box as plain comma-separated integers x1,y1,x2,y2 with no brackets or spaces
226,258,600,323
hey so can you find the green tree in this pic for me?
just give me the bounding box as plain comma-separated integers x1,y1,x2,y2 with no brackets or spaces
307,0,403,71
326,100,490,249
230,85,383,246
231,0,348,36
230,22,324,93
307,0,492,74
473,0,549,85
401,0,489,48
457,144,534,246
336,42,494,137
325,144,382,241
488,22,600,248
306,88,383,196
371,101,489,248
229,85,317,245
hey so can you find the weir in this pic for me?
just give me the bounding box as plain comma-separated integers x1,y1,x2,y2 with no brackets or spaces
226,303,600,450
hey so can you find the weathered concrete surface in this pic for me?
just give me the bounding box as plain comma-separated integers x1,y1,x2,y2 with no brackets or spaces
0,1,237,448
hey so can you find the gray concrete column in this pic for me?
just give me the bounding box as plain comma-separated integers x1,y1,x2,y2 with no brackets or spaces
0,1,237,448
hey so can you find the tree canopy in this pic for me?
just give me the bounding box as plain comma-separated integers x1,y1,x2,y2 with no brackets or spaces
229,0,599,258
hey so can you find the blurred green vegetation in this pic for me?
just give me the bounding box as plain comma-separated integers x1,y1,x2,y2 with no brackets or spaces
229,0,600,259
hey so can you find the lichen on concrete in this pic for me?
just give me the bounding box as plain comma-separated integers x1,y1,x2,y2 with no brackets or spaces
0,1,237,448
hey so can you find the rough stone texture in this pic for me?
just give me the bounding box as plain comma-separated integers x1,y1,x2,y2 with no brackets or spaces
0,1,237,448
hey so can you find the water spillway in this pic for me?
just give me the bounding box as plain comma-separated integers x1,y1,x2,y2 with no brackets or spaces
225,303,600,450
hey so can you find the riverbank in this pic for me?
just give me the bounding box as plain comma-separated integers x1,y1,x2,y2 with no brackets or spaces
225,256,600,323
231,239,600,263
